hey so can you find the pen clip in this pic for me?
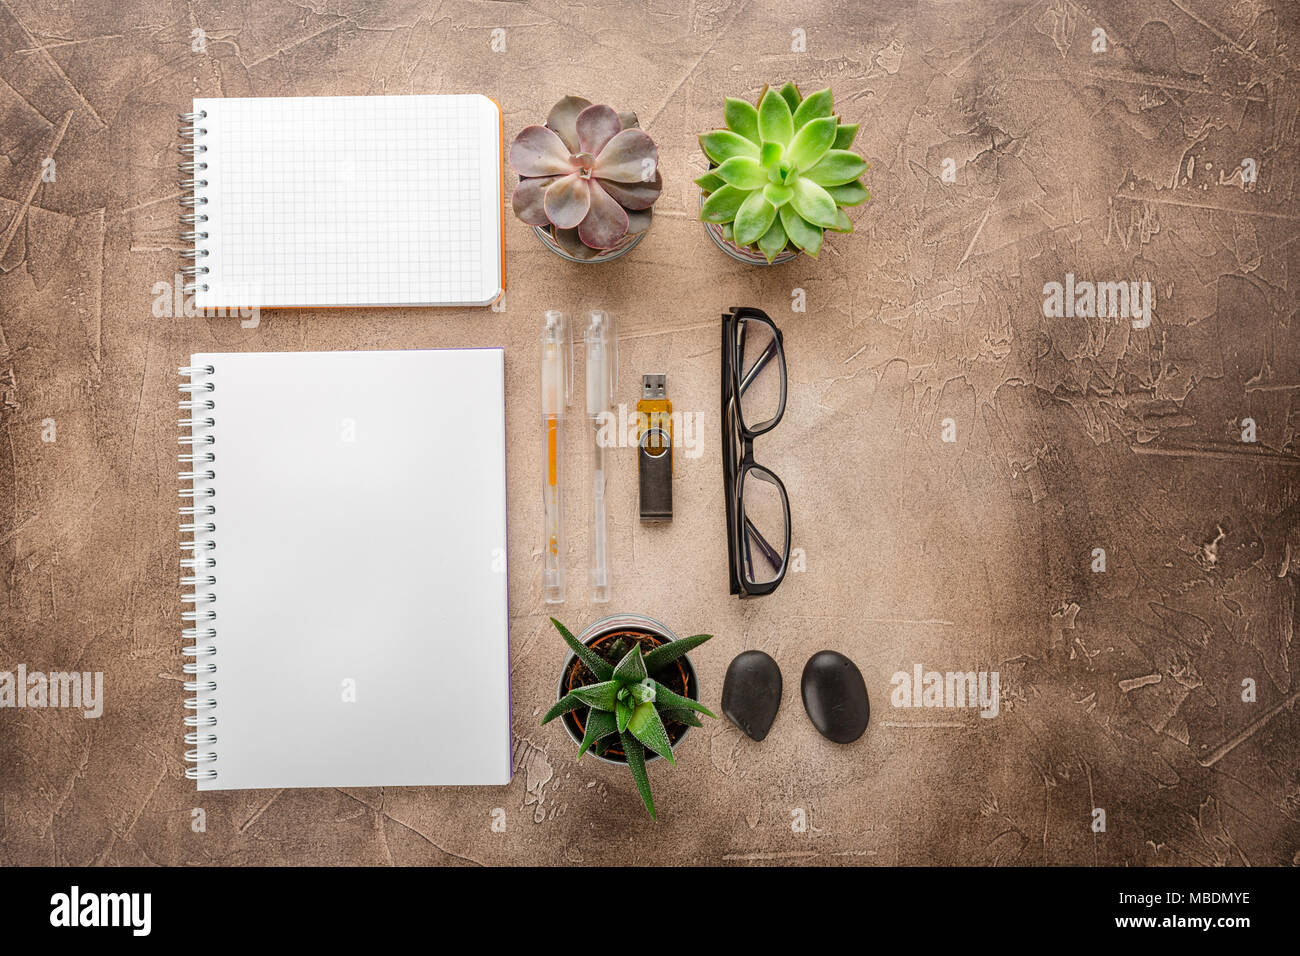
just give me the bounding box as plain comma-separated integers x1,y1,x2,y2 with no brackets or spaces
542,309,573,411
585,309,617,414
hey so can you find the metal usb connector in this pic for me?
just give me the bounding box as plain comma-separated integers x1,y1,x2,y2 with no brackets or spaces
641,374,666,400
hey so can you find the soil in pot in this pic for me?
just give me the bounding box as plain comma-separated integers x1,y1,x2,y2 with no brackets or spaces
561,628,695,762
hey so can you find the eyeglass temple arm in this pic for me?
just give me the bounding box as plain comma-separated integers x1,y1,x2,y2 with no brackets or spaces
739,338,779,394
744,514,784,571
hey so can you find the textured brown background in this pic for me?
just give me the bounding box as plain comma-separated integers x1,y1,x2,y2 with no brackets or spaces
2,0,1299,866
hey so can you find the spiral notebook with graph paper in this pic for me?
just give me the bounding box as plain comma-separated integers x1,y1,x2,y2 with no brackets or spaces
179,94,505,309
179,349,511,790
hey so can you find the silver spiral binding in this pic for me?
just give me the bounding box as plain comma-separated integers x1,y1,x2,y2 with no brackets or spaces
179,362,218,781
178,111,210,295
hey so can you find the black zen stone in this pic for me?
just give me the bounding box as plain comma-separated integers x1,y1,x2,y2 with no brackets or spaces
721,650,783,742
801,650,869,743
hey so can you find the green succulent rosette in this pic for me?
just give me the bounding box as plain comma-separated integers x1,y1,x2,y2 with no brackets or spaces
697,82,870,261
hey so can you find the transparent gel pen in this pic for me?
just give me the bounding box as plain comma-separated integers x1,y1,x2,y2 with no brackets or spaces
540,310,572,604
585,310,616,602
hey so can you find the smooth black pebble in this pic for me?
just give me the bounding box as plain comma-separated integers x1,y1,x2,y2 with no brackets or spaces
722,650,783,742
801,650,869,743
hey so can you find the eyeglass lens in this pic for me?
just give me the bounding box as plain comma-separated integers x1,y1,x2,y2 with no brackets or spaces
740,466,787,586
736,316,782,432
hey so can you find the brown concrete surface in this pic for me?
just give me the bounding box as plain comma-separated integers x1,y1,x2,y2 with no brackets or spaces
2,0,1300,866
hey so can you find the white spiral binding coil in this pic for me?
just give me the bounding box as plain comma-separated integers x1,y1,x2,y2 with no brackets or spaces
178,111,210,295
179,360,218,780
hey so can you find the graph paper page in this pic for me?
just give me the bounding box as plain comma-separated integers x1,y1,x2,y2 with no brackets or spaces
192,95,503,309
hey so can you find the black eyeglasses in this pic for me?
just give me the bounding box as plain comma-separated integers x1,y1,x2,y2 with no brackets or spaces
722,306,791,597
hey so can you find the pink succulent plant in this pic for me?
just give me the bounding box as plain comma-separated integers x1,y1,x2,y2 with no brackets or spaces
510,96,663,258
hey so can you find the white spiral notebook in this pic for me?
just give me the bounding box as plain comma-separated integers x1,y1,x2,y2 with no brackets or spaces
179,349,512,790
180,94,505,308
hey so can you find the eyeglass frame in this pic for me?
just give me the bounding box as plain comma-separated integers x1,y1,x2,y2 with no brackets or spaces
722,306,792,597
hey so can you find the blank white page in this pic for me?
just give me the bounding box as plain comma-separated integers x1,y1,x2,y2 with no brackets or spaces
192,95,503,309
187,349,511,790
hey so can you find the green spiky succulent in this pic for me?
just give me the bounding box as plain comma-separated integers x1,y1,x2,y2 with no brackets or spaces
696,83,870,261
542,619,713,820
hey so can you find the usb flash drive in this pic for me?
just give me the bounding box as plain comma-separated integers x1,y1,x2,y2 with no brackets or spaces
637,374,672,522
